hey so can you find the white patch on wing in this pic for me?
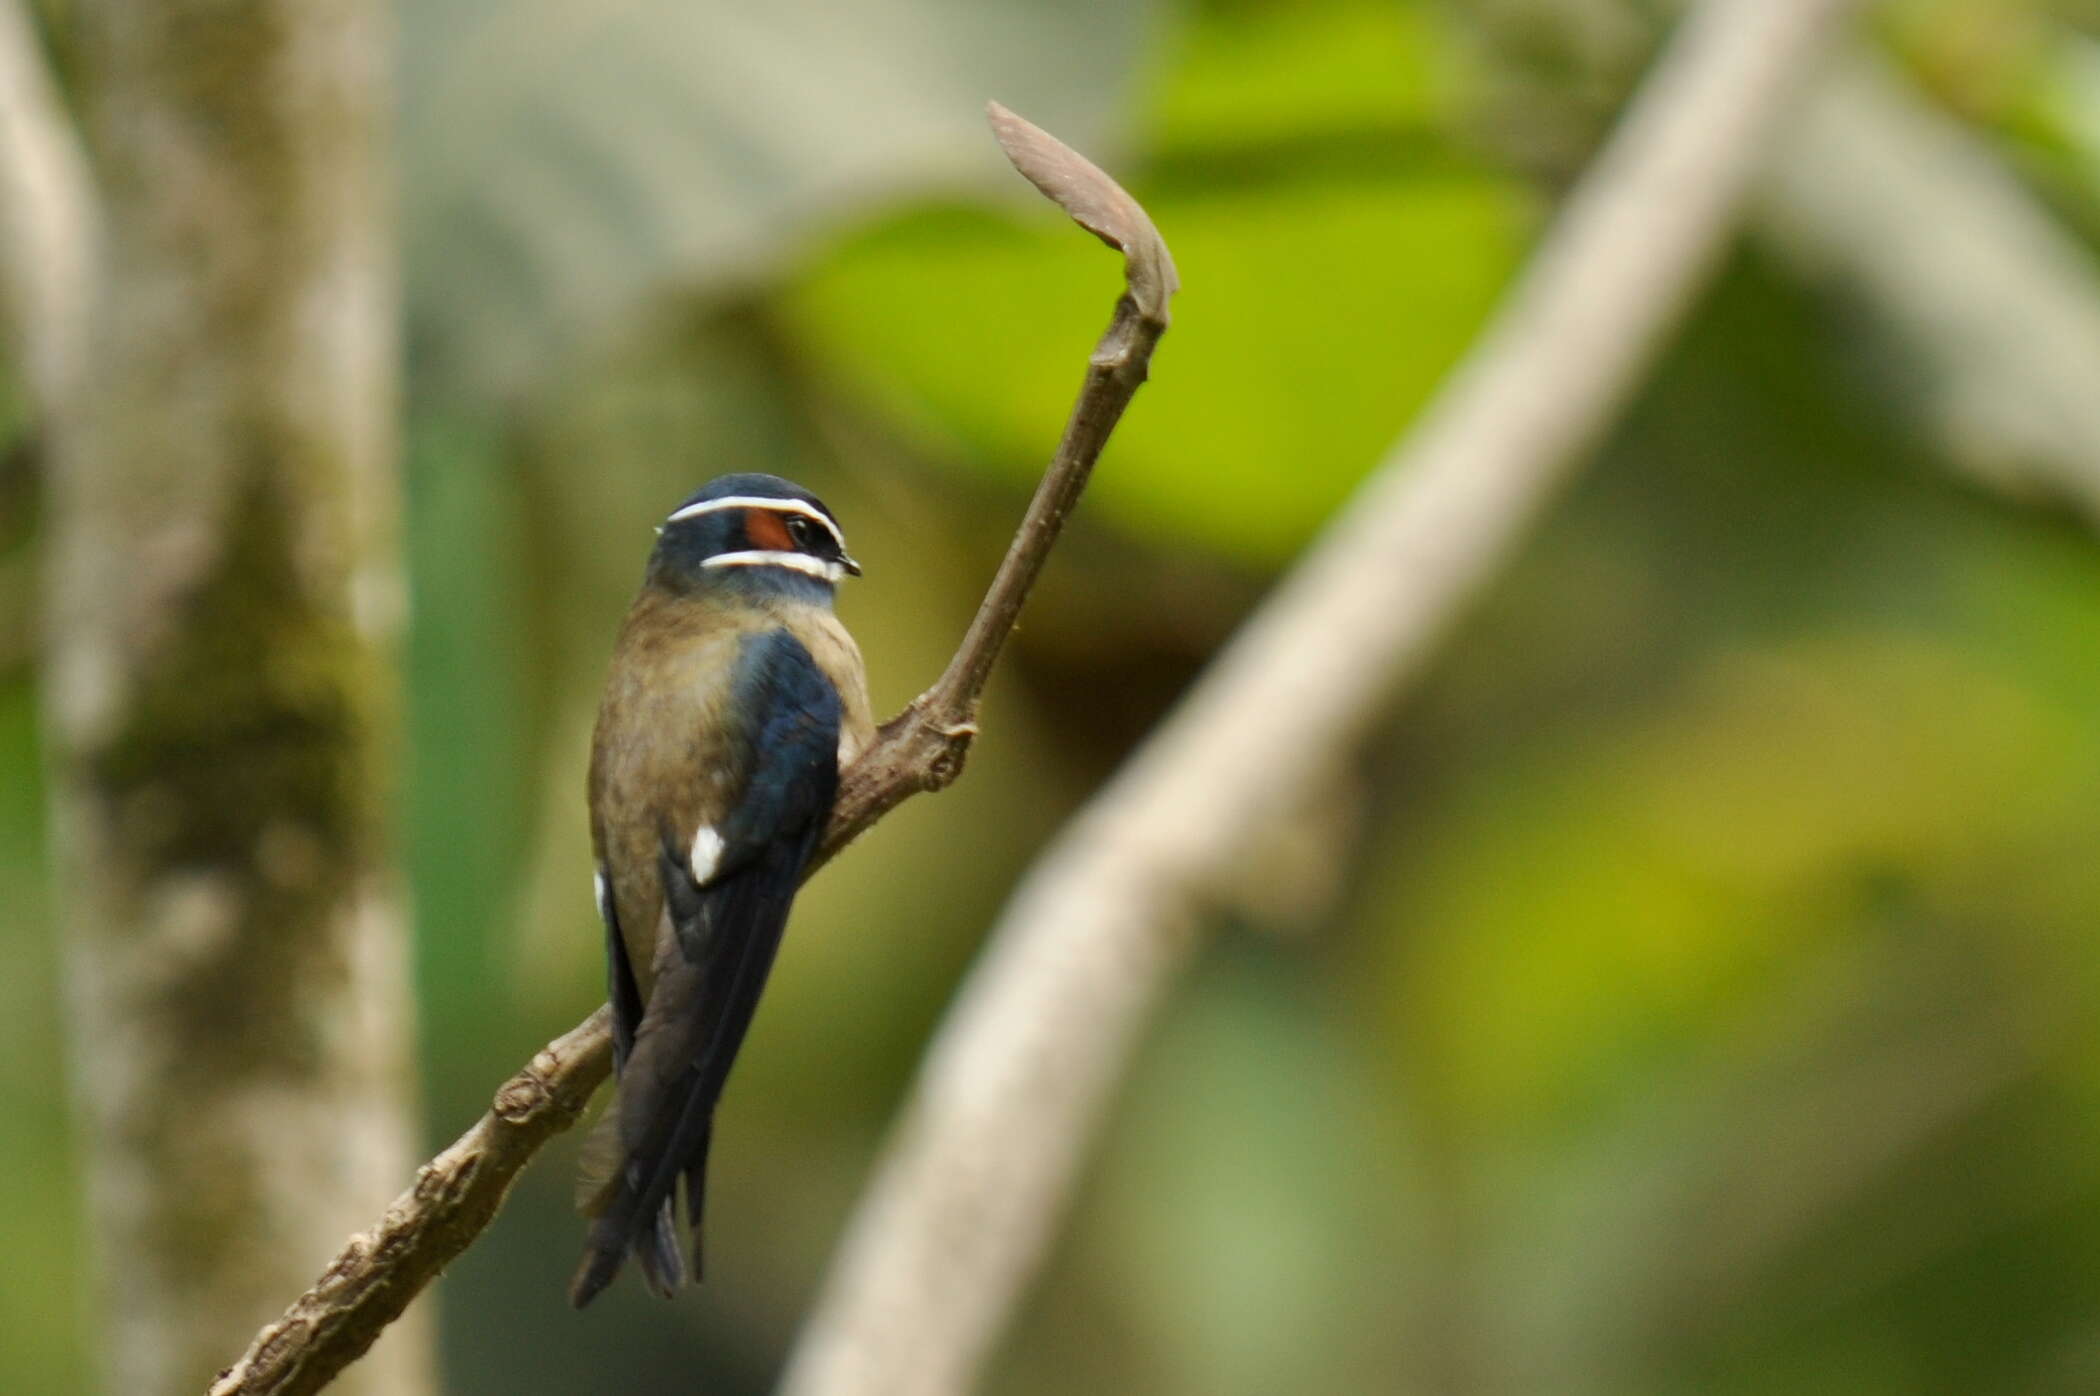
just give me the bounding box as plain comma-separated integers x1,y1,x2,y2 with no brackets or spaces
593,870,610,923
689,826,725,885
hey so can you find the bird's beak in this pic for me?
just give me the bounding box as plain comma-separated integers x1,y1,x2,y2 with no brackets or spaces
841,552,863,578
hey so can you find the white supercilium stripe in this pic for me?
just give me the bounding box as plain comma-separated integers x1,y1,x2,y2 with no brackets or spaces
701,550,846,583
665,494,847,551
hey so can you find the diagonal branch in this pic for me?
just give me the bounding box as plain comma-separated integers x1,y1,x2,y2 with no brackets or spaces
810,101,1177,870
776,2,1864,1393
207,106,1176,1396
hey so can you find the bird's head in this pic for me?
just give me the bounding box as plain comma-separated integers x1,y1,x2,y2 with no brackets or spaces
646,473,861,599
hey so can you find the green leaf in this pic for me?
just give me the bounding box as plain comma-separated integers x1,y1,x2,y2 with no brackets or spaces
787,170,1529,562
1150,0,1450,152
781,0,1531,561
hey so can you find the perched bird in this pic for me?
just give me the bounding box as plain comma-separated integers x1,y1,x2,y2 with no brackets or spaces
570,473,873,1308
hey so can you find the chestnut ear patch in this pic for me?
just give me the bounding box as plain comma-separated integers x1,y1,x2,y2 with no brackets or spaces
743,508,794,552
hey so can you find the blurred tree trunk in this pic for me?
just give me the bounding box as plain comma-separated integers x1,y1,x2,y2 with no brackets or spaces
38,3,431,1393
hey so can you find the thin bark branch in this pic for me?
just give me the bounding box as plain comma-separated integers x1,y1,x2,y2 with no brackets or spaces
776,2,1863,1393
208,107,1176,1396
0,0,95,411
810,102,1177,871
936,105,1176,704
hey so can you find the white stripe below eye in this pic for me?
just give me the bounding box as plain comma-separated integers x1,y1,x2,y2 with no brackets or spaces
701,550,846,583
689,826,724,884
665,495,848,552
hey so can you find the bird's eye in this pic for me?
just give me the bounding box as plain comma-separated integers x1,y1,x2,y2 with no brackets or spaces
786,517,815,549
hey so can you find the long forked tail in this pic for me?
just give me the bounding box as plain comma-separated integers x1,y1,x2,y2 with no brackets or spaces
569,1119,714,1308
569,825,812,1307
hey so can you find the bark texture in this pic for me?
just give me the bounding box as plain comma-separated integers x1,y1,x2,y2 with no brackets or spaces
39,4,430,1393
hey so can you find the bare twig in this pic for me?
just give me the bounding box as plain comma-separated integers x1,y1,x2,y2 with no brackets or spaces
811,101,1177,869
777,2,1863,1393
208,107,1176,1396
0,0,94,411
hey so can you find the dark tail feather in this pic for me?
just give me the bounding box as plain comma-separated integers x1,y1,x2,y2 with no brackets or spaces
635,1196,686,1299
570,1196,686,1309
683,1124,713,1281
569,1125,714,1310
572,834,809,1306
571,1107,688,1307
569,1220,626,1309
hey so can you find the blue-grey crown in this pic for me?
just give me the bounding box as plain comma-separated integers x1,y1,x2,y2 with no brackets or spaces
669,473,839,522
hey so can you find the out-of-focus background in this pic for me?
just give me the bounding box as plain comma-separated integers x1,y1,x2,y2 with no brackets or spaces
7,0,2100,1392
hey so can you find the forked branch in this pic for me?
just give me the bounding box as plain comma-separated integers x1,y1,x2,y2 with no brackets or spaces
208,106,1176,1396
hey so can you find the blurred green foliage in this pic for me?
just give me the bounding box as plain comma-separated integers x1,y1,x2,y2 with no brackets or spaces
7,0,2100,1393
786,1,1530,562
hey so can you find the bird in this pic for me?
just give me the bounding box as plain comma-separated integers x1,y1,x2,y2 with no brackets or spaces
569,472,873,1309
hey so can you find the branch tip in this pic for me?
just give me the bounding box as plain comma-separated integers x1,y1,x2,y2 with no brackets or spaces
985,100,1178,324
